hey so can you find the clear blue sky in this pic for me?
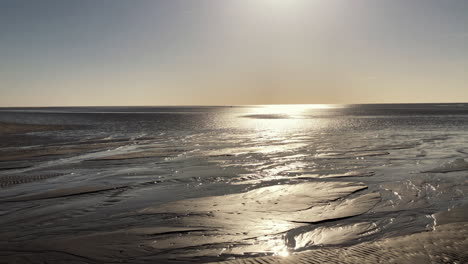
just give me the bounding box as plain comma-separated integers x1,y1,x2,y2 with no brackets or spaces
1,0,468,106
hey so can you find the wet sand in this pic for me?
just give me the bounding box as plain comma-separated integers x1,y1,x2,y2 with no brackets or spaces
213,222,468,264
1,187,466,263
0,122,68,135
1,107,468,263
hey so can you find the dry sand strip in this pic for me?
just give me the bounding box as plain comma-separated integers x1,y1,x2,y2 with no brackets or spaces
212,222,468,264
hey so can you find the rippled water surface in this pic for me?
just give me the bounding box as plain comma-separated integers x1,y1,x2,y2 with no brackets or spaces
1,104,468,263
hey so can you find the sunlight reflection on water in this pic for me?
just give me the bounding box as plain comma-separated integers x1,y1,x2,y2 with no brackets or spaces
233,104,340,133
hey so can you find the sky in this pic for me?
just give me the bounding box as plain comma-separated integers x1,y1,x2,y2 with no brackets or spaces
1,0,468,106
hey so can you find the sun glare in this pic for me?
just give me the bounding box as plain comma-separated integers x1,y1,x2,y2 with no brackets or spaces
276,248,290,257
259,104,333,116
247,0,308,15
258,0,306,7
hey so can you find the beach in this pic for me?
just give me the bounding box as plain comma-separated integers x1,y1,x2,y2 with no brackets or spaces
0,104,467,263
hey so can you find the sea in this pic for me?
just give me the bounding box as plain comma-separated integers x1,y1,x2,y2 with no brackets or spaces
0,104,467,263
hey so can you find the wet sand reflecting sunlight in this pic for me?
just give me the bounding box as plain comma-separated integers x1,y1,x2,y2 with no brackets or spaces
1,105,468,263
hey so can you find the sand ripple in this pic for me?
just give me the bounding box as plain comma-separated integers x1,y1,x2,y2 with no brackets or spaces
214,222,468,264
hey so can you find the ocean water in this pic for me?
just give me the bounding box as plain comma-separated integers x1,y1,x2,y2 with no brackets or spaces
0,104,468,263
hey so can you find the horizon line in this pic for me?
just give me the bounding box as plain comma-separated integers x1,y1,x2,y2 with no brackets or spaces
1,102,468,108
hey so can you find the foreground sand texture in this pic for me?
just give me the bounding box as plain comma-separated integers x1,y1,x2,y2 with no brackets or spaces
213,222,468,264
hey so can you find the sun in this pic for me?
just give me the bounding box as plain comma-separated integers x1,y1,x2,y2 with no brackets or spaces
248,0,307,13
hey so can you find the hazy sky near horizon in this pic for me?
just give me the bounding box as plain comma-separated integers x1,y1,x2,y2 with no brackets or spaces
1,0,468,106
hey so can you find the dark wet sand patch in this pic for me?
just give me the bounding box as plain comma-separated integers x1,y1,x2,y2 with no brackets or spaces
86,150,181,161
434,204,468,225
2,184,128,202
0,173,66,188
0,122,72,135
0,141,128,162
456,148,468,155
294,171,375,179
0,163,32,171
422,158,468,173
317,151,390,159
356,142,422,152
0,249,98,264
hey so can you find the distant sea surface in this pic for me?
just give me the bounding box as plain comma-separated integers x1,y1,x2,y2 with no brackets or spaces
1,104,468,263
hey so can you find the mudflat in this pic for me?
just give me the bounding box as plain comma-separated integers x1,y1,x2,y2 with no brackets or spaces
1,105,468,263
